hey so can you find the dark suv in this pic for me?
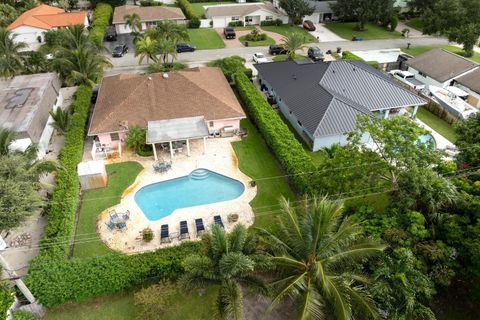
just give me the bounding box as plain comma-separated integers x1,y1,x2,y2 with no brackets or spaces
224,27,236,39
105,25,117,41
308,46,324,61
268,44,287,55
112,44,128,57
176,43,196,53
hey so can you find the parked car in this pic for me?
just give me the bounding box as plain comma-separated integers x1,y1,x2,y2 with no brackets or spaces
303,20,316,31
253,52,268,63
388,70,425,91
105,26,117,41
176,43,196,53
269,44,287,55
307,46,324,61
224,27,236,39
112,44,128,57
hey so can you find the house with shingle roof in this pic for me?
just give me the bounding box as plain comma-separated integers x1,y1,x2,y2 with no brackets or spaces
7,4,88,47
88,67,245,159
255,60,427,151
452,68,480,108
112,5,185,34
205,2,287,28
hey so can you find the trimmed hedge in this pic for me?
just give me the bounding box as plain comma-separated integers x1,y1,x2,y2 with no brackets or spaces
25,242,201,307
0,283,14,320
234,71,316,193
40,85,92,259
89,3,113,47
260,19,283,26
228,21,244,27
177,0,198,24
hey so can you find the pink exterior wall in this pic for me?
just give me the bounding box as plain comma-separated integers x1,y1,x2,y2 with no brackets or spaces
208,119,241,133
97,132,127,148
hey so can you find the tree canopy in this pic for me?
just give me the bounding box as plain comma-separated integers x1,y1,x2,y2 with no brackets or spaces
278,0,314,25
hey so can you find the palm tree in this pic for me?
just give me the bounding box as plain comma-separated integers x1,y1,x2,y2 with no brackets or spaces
146,20,189,43
0,128,16,156
0,27,27,78
135,36,158,64
124,13,142,34
125,126,146,154
281,33,307,60
179,224,267,320
257,196,386,320
156,38,177,65
49,107,72,135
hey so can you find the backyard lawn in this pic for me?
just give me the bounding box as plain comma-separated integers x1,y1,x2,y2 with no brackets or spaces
232,119,296,229
190,1,235,17
239,34,275,46
187,29,225,49
73,161,144,259
324,22,402,40
401,44,480,63
261,25,318,43
415,106,457,143
405,17,424,31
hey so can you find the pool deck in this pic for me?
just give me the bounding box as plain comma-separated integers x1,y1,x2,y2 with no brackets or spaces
97,136,256,254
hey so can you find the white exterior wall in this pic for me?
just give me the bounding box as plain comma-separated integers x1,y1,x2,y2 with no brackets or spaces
208,8,287,27
455,83,480,108
115,20,184,34
303,12,320,23
407,67,450,88
10,25,47,44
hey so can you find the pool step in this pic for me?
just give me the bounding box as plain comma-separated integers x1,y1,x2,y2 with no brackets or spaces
190,169,210,180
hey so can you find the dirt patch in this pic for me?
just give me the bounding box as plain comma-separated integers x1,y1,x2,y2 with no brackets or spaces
231,148,238,168
121,175,142,198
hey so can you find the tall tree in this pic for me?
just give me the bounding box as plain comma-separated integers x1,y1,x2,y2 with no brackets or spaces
135,36,158,64
145,20,189,43
258,196,385,320
125,126,146,154
331,0,377,30
281,33,307,60
278,0,314,25
454,112,480,166
0,27,27,78
123,13,142,33
156,38,177,65
179,224,267,320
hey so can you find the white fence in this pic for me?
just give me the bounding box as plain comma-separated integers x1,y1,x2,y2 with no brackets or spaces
200,19,212,28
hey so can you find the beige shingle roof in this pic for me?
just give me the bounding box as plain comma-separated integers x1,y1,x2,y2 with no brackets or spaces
455,68,480,94
88,67,245,135
206,2,281,17
112,5,185,24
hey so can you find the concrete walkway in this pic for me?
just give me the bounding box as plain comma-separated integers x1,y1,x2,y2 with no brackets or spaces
309,23,347,42
396,21,425,38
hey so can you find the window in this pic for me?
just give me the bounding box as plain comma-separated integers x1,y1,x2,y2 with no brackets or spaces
110,133,120,141
209,121,214,127
231,16,240,21
245,16,253,22
418,71,427,78
265,16,273,21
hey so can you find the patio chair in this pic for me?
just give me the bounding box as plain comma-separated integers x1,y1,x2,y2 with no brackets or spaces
117,222,127,230
160,224,170,244
105,221,115,230
109,210,118,219
213,215,224,228
195,218,205,237
122,210,130,220
179,221,190,240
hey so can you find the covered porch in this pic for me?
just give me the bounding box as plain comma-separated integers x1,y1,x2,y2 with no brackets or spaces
146,116,210,161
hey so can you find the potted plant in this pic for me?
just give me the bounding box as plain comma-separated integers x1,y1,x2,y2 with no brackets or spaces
142,228,154,242
227,213,239,223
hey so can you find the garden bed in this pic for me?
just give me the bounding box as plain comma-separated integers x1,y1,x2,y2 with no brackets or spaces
239,34,275,47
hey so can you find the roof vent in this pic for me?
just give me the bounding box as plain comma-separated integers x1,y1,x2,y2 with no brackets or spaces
162,73,169,79
332,70,335,74
292,74,297,80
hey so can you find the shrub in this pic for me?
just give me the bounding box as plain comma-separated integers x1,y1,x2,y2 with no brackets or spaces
244,28,267,41
389,15,398,32
188,17,201,28
25,242,201,307
142,228,154,242
260,19,283,26
0,283,13,320
39,85,92,259
12,310,36,320
138,144,154,157
89,0,126,7
139,0,162,5
148,62,187,73
228,21,244,27
89,3,113,47
134,283,177,320
208,56,252,81
234,71,316,193
177,0,196,20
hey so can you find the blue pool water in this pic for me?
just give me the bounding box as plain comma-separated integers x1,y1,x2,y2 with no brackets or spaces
134,169,245,221
418,133,437,150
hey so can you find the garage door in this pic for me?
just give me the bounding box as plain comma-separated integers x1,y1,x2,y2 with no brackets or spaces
212,17,226,28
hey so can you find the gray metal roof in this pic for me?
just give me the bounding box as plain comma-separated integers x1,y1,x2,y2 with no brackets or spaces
307,0,335,13
146,116,209,144
255,60,426,138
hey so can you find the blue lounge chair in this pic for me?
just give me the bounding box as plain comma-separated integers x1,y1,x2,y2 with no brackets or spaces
214,215,224,228
122,210,130,220
105,221,115,230
109,211,118,219
179,221,190,240
160,224,170,243
195,219,205,237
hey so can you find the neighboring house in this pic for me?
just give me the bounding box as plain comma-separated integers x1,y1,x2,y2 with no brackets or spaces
88,67,245,160
406,48,478,89
453,68,480,108
7,4,88,46
255,60,427,151
205,2,288,28
112,5,186,34
0,73,62,158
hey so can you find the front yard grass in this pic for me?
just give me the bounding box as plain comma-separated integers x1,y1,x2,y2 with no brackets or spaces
73,161,144,259
187,29,225,49
232,119,296,229
261,25,318,43
405,17,424,32
415,106,457,143
239,34,276,46
190,1,235,17
324,22,402,40
401,44,480,63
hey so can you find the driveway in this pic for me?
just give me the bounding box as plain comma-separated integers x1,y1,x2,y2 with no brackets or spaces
309,24,346,42
104,33,135,54
215,28,244,48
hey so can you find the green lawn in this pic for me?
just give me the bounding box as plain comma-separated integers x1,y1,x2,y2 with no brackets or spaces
272,54,308,62
324,22,402,40
187,29,225,49
73,161,144,259
261,25,318,43
401,44,480,63
232,119,296,229
405,17,424,32
239,34,276,47
190,1,235,17
415,106,457,143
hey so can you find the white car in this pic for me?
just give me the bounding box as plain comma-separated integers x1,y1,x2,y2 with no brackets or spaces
388,69,425,91
253,52,268,64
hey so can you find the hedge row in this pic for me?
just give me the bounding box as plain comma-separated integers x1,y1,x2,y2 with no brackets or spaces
89,3,113,47
177,0,199,28
0,283,14,320
40,85,92,259
25,242,201,307
234,72,317,193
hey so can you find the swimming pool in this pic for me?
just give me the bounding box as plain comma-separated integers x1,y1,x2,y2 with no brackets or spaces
134,169,245,221
418,133,437,150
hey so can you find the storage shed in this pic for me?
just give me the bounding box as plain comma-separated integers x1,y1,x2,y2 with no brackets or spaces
77,160,108,190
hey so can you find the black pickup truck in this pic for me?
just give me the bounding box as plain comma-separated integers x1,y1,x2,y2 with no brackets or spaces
224,27,236,39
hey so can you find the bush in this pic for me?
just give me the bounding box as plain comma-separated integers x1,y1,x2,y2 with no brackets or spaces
228,21,244,27
244,28,267,41
234,72,316,193
390,15,398,32
208,56,252,81
142,228,154,242
25,242,201,307
134,283,177,320
12,310,36,320
89,3,113,47
89,0,126,6
0,283,13,320
147,62,187,73
177,0,196,20
260,19,283,26
39,86,92,259
188,17,200,28
139,0,162,5
138,144,154,157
